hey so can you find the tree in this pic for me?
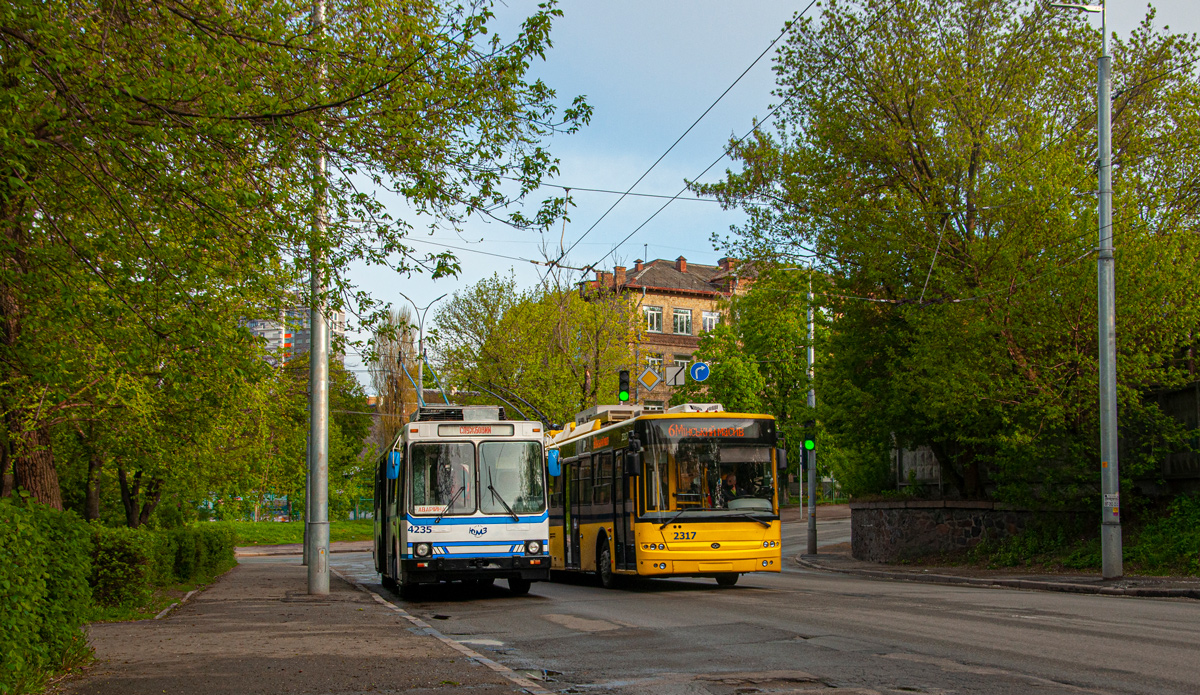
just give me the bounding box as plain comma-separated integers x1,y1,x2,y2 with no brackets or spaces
368,307,418,454
434,273,638,425
701,0,1200,503
1,0,589,506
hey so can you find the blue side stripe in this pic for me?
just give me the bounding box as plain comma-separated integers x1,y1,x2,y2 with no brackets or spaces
405,511,549,526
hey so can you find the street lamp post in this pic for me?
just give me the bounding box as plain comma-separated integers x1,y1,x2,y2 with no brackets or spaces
1050,0,1121,578
398,292,447,408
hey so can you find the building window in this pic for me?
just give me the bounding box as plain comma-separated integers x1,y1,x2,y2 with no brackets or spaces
646,353,663,372
645,306,663,333
643,400,664,413
673,308,692,335
702,311,720,333
672,356,689,370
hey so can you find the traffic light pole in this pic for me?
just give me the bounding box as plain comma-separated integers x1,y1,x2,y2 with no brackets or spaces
806,275,818,555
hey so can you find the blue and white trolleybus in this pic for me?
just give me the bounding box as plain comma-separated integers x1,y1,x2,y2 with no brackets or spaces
373,405,550,597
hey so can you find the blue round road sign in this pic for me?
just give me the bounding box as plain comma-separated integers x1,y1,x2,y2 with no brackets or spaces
690,361,710,382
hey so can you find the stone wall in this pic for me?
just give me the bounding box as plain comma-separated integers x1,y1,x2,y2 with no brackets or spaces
850,501,1059,563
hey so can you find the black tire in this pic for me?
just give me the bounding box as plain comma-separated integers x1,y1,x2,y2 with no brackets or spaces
715,573,740,587
598,542,618,589
382,573,397,592
508,577,532,595
399,581,421,601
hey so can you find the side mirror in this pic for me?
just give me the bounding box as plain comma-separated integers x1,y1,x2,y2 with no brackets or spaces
624,451,641,477
386,451,402,480
776,448,788,473
547,449,561,477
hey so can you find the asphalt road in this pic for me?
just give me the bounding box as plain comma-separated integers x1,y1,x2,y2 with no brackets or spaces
330,516,1199,695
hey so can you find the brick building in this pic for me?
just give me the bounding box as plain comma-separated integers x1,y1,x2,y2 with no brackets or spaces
586,256,753,410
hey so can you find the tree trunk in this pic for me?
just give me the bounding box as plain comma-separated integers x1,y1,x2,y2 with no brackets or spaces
85,449,103,521
1,438,12,497
10,421,62,509
138,477,162,526
118,465,141,527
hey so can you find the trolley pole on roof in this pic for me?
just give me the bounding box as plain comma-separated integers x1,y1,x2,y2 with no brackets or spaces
306,0,330,596
806,271,818,555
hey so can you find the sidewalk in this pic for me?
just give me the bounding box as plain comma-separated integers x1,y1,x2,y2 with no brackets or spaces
235,540,373,557
65,559,537,695
794,546,1200,599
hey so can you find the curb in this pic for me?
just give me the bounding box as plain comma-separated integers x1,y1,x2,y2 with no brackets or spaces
330,569,554,695
793,555,1200,599
154,589,199,620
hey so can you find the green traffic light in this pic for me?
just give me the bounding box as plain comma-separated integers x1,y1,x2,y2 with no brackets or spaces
804,439,815,450
619,390,630,402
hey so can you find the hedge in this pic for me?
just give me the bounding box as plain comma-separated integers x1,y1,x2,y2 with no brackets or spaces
0,498,92,694
0,498,236,694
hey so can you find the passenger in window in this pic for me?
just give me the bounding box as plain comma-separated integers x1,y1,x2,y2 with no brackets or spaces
720,472,741,506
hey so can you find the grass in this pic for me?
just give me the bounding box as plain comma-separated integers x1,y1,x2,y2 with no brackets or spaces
227,519,374,546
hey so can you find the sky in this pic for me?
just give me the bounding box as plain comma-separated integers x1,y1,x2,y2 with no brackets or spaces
343,1,1200,390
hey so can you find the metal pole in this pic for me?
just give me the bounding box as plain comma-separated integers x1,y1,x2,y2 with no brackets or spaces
306,0,330,595
397,292,446,409
806,273,818,555
1097,6,1122,578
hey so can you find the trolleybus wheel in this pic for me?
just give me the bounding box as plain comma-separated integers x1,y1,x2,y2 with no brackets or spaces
398,581,420,601
508,577,532,595
715,573,740,587
598,543,618,590
382,574,397,592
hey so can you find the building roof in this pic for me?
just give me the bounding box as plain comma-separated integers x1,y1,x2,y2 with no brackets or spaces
587,256,754,297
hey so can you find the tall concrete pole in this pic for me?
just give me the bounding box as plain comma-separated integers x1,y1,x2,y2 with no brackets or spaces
806,273,818,555
1096,7,1122,579
306,0,330,595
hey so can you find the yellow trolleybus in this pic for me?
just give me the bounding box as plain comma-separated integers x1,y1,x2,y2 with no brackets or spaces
546,403,784,588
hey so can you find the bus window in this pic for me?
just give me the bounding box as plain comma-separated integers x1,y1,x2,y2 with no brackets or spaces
479,441,546,514
594,453,612,505
410,442,476,515
549,467,564,509
579,456,593,508
643,445,670,511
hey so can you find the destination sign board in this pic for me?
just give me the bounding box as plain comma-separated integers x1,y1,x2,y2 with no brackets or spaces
437,424,515,437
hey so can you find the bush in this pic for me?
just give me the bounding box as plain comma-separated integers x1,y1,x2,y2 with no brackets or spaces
1126,495,1200,575
0,497,93,694
90,526,155,609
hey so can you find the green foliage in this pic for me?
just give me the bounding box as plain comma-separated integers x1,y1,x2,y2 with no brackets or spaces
434,273,637,425
1125,495,1200,575
968,496,1200,575
90,523,237,611
702,0,1200,503
0,499,93,695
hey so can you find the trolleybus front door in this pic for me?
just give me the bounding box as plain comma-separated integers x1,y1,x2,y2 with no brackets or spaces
566,458,582,569
614,450,635,570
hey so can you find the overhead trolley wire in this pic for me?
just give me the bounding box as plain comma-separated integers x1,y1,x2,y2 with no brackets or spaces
547,0,819,272
588,0,903,272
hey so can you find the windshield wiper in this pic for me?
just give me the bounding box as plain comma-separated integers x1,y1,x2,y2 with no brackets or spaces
434,485,465,524
659,508,697,529
728,512,772,528
487,468,519,522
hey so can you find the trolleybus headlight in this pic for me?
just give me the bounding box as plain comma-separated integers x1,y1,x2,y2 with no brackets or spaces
763,541,769,548
525,540,542,555
415,543,432,557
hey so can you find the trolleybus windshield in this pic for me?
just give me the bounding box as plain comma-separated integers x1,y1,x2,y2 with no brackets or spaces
479,441,546,515
410,442,475,515
642,418,776,515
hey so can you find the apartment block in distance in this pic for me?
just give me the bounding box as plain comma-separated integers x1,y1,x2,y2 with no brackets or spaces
586,256,753,410
245,305,347,363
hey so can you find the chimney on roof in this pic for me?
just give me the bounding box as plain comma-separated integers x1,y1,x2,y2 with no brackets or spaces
614,265,626,286
718,257,737,271
676,256,687,273
634,259,643,271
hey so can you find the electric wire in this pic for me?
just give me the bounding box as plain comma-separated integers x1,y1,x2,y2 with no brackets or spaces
548,0,818,270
